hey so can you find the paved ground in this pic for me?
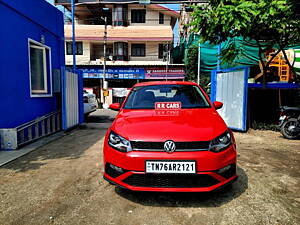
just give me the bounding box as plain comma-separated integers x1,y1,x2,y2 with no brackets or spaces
0,109,299,225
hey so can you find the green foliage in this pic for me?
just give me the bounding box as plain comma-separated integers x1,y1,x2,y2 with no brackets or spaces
190,0,300,66
199,73,211,93
220,41,243,65
251,121,280,131
185,45,199,81
184,46,211,91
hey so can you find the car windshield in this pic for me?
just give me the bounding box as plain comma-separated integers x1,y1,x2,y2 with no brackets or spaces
123,85,210,109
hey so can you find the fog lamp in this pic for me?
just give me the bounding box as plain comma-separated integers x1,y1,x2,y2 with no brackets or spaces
218,165,231,174
109,164,123,173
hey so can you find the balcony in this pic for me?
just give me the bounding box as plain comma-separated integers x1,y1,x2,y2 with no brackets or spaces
64,25,173,42
66,56,168,66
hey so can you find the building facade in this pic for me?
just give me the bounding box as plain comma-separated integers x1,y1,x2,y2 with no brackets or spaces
0,0,65,149
55,0,184,104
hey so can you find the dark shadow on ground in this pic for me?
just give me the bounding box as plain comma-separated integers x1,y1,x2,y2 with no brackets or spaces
85,115,114,123
1,123,109,173
1,109,116,173
115,166,248,208
85,109,117,123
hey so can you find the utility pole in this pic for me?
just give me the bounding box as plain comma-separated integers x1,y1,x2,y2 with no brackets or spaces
102,15,108,108
98,9,109,109
71,0,76,72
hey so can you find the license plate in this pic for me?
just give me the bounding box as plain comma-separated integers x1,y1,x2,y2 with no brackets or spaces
146,161,196,174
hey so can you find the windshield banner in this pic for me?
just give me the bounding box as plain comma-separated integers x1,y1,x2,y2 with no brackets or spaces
155,102,182,110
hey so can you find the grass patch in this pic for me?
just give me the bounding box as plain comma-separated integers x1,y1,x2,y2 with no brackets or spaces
251,121,280,131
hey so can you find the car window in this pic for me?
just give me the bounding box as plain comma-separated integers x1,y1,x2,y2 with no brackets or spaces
123,85,210,109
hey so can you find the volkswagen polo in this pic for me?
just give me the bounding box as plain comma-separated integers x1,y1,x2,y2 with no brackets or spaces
103,81,237,192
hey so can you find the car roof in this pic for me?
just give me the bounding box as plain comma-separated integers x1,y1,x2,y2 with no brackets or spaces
133,81,198,87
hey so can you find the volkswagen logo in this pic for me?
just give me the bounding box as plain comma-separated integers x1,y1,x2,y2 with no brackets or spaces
164,140,176,153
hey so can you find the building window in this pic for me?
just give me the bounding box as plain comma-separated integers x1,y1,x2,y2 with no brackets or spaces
66,41,83,55
29,40,51,96
131,44,146,57
159,13,164,24
114,42,128,61
158,44,164,59
113,5,128,26
131,9,146,23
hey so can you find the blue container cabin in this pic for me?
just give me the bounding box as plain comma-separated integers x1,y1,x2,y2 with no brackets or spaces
0,0,65,149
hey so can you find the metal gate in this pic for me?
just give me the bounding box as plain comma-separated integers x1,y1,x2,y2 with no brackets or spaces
211,67,249,131
62,71,83,130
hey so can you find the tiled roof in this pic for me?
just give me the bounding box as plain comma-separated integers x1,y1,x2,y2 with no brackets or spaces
64,25,173,41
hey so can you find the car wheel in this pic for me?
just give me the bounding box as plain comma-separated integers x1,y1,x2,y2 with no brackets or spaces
281,118,299,139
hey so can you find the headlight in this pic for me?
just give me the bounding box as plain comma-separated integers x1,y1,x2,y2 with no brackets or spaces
108,131,132,153
209,130,232,153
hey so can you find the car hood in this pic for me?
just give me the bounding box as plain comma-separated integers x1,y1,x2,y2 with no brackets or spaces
111,108,227,142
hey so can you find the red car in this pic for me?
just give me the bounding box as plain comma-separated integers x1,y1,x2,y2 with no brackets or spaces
103,81,237,192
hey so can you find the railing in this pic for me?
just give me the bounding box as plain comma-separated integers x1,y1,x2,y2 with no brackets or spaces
17,111,61,147
90,55,162,62
0,111,61,150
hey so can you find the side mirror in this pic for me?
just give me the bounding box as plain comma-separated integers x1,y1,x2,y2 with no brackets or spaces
109,103,121,111
213,101,223,110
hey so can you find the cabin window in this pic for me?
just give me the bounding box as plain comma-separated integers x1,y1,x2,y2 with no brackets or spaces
29,40,52,96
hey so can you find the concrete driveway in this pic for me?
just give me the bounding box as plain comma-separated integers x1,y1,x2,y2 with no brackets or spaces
0,109,299,225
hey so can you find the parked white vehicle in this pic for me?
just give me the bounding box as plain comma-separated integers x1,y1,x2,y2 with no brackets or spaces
83,91,98,116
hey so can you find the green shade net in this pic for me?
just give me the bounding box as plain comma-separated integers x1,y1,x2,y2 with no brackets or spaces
176,33,300,72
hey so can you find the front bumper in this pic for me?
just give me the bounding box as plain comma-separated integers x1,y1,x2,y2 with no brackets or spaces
103,143,237,192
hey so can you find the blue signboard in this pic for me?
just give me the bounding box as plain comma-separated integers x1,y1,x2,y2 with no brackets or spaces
78,68,145,79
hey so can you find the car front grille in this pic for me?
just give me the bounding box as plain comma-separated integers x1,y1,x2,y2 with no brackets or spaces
131,141,210,151
122,174,219,188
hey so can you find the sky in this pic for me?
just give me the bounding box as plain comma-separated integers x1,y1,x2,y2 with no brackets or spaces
45,0,181,44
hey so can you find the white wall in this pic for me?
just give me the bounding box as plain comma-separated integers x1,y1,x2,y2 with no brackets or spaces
65,41,90,65
128,5,172,26
65,41,168,65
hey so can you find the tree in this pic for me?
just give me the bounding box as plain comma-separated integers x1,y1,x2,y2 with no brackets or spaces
185,45,211,89
185,45,198,81
190,0,300,83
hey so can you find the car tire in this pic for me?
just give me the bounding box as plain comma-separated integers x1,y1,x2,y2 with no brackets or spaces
280,118,300,139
